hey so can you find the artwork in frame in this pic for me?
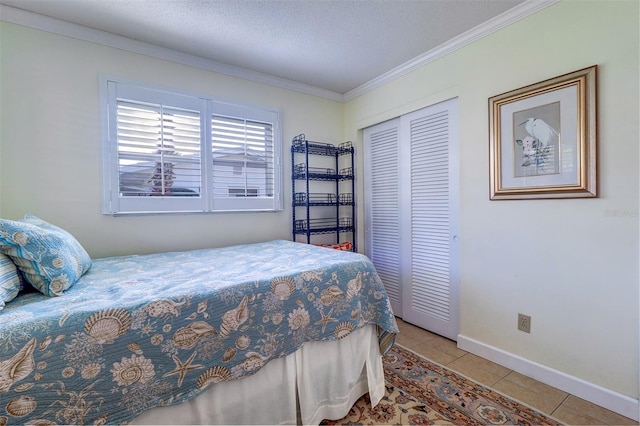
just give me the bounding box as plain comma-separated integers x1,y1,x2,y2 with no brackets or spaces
489,65,597,200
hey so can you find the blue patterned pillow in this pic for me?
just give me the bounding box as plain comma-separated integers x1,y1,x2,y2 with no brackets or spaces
0,215,92,296
0,253,23,310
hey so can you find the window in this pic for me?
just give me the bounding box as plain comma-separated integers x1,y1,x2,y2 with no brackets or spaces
102,78,282,214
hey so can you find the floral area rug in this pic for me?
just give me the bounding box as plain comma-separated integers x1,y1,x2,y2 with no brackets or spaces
322,345,560,425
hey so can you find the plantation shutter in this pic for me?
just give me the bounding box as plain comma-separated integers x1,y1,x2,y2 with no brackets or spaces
211,115,274,201
363,119,402,315
103,78,282,214
117,101,202,197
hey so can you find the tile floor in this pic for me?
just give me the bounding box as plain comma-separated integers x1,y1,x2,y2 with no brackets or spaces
395,318,638,426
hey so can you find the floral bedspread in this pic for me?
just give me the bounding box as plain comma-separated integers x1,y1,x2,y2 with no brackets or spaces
0,240,398,425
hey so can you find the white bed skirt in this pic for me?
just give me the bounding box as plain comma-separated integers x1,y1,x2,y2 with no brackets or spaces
130,324,385,425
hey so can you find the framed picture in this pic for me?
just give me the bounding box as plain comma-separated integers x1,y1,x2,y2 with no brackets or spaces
489,65,597,200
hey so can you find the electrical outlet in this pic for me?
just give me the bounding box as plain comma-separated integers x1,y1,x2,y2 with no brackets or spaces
517,313,531,333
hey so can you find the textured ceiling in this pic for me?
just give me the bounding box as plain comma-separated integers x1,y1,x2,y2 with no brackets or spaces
1,0,526,94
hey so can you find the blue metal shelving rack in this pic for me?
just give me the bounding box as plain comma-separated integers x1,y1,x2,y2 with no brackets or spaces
291,134,356,252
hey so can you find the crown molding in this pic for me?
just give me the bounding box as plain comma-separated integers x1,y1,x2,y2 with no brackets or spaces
0,4,345,102
1,0,559,103
343,0,560,101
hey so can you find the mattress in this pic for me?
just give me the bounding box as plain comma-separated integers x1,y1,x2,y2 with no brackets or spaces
0,240,397,425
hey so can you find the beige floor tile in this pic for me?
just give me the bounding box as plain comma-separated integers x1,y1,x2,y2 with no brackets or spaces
397,319,438,340
446,354,509,388
492,378,565,415
449,352,511,377
502,371,568,402
395,319,439,350
552,402,613,426
394,331,421,349
410,342,458,366
559,395,638,425
423,334,467,359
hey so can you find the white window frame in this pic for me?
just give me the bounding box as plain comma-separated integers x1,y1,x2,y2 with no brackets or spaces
101,77,282,215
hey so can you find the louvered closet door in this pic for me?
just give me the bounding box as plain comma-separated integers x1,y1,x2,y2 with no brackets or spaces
401,98,459,340
364,98,459,340
363,118,402,315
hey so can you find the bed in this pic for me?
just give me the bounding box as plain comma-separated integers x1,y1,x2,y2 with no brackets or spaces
0,217,398,426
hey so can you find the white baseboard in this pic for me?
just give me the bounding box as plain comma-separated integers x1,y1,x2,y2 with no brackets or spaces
457,334,639,421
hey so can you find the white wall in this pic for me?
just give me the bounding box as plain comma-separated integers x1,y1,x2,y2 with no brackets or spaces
0,21,344,258
345,0,638,417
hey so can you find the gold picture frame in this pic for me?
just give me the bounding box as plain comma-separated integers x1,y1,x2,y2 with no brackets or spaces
489,65,597,200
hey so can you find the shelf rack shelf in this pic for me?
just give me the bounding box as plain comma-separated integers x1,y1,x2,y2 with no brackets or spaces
291,133,356,251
